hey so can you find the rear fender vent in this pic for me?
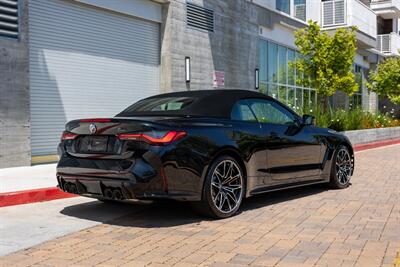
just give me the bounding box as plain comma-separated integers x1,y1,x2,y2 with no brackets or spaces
186,2,214,32
0,0,19,38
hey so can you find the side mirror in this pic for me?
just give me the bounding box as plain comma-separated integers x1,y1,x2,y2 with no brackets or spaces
302,114,316,126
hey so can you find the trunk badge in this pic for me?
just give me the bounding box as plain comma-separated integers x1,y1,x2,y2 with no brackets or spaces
89,123,97,134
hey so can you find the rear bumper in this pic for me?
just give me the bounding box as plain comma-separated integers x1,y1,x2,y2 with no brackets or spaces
57,144,166,199
57,174,138,200
56,173,200,201
57,144,204,201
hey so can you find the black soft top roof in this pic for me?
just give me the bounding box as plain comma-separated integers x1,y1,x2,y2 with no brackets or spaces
117,89,273,118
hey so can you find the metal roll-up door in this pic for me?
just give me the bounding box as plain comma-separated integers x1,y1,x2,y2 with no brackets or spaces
29,0,160,156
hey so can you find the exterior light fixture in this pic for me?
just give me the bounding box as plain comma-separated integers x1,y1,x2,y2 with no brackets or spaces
185,57,191,83
255,68,259,90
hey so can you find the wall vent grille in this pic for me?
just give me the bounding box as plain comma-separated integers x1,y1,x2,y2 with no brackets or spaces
186,2,214,32
0,0,19,38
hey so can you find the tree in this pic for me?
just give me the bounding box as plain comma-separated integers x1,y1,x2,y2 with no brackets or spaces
367,57,400,104
293,21,359,111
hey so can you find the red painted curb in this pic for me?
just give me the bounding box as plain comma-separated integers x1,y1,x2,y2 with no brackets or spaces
354,138,400,152
0,187,76,208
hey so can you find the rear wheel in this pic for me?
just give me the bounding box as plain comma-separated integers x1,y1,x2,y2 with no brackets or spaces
329,146,353,189
195,156,245,219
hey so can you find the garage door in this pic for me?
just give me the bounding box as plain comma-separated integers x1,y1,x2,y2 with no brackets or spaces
29,0,160,156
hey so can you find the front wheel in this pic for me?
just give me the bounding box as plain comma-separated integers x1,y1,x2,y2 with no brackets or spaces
195,156,245,219
329,146,353,189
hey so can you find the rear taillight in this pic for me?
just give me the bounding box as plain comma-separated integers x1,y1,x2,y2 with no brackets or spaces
61,131,78,141
118,131,187,145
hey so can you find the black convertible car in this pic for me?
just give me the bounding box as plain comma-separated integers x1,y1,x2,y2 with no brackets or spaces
57,90,354,218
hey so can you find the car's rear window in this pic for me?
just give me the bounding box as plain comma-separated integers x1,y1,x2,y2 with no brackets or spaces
118,97,195,115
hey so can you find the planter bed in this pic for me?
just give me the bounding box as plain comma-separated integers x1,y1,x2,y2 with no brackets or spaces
342,126,400,145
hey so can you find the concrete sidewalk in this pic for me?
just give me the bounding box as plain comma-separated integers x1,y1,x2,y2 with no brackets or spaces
0,164,57,193
0,197,145,256
0,164,70,207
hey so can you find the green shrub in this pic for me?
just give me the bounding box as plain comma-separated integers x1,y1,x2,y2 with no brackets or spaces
344,109,363,130
328,110,347,132
298,106,400,131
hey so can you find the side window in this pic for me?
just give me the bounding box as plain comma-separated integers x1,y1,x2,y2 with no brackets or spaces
231,100,257,122
246,99,297,125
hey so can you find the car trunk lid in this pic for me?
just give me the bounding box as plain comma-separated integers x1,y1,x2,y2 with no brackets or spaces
62,117,174,158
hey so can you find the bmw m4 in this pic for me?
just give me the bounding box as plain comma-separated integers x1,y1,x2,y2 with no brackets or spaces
57,90,354,218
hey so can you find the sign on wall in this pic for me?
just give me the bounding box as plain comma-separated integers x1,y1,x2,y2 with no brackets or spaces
213,71,225,88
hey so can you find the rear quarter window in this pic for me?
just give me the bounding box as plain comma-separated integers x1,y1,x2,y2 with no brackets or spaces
231,100,257,122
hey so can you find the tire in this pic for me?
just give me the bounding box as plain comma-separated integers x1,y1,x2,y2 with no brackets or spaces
194,156,245,219
329,145,353,189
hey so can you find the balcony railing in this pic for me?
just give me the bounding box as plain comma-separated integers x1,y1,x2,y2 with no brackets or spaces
321,0,377,38
377,32,400,55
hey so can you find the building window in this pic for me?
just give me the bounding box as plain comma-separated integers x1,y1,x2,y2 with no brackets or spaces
276,0,290,14
321,0,346,27
294,0,306,21
259,39,317,112
0,0,19,39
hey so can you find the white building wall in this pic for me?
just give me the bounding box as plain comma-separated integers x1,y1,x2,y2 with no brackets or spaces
252,0,275,11
306,0,321,23
348,0,377,38
398,19,400,33
355,53,370,69
259,24,297,49
393,19,399,33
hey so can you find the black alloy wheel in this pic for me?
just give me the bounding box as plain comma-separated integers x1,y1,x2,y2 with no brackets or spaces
330,146,353,189
197,156,245,219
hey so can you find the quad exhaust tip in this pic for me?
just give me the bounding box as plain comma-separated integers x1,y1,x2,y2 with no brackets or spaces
104,188,113,199
112,189,123,200
64,182,78,194
64,183,71,193
63,183,124,200
103,188,123,200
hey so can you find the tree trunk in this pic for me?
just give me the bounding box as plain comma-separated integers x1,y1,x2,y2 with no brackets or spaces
318,95,329,113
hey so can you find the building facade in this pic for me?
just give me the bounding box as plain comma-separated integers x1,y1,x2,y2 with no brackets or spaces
0,0,398,168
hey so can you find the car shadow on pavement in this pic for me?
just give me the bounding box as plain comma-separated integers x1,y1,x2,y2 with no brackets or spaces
242,184,327,211
60,184,326,228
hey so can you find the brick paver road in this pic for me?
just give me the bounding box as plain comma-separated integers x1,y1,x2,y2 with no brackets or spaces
1,145,399,267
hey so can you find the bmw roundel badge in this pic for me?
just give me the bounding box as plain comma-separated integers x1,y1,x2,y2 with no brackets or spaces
89,123,97,134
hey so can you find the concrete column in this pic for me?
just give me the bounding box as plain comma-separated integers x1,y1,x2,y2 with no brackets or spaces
0,0,30,168
332,91,348,110
160,0,260,92
364,91,378,114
